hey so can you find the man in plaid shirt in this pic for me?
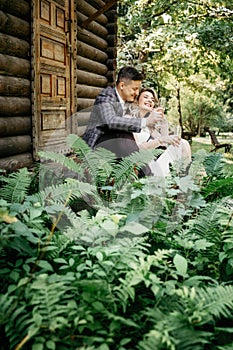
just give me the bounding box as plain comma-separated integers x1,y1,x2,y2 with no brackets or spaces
83,66,163,176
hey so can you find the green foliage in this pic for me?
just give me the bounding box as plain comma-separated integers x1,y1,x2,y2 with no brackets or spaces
0,168,32,203
1,138,233,349
117,0,233,133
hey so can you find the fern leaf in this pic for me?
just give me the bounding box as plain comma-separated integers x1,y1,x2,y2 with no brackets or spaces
199,285,233,319
204,152,226,178
0,168,31,203
82,147,117,182
34,180,98,205
38,150,85,177
202,177,233,200
113,148,162,187
66,133,91,157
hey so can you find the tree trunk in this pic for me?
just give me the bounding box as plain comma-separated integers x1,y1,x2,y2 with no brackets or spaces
176,84,183,136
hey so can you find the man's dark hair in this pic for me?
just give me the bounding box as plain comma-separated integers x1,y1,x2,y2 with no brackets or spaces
116,66,144,85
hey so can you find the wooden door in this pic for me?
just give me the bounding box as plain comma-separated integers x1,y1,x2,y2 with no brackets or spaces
32,0,76,155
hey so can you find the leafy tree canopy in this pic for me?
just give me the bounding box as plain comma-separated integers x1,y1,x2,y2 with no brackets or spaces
117,0,233,134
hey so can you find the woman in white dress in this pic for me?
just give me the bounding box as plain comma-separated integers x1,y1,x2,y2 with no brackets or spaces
127,88,192,177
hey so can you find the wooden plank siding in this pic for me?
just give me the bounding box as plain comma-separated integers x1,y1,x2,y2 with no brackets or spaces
0,0,117,171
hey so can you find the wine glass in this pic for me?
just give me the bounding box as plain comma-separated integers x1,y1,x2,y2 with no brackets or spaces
128,103,140,119
159,97,166,109
172,125,181,137
154,97,166,131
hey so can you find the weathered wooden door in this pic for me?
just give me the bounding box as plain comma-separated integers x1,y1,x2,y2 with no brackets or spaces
32,0,76,155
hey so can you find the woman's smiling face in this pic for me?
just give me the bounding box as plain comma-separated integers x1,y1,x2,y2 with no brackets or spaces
138,91,156,112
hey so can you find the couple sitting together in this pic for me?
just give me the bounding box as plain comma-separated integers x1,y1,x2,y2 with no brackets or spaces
83,66,191,178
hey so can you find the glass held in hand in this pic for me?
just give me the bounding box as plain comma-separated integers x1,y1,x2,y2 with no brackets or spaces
152,107,164,131
173,125,182,137
127,103,140,118
159,97,166,109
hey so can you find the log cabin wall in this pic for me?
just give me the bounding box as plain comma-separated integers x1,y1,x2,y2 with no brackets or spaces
76,0,117,137
0,0,117,171
0,0,32,171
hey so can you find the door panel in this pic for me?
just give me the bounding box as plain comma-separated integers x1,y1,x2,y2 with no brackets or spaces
33,0,75,154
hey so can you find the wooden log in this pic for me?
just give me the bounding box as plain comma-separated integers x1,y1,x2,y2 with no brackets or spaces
0,33,29,58
77,26,108,51
0,54,30,78
76,0,108,25
77,41,108,63
106,22,117,34
79,0,116,29
77,97,95,110
106,46,116,59
106,58,115,70
0,135,31,157
106,70,115,84
77,11,108,38
77,55,107,75
0,152,33,172
76,69,108,87
0,116,31,136
107,34,116,46
76,83,102,99
0,10,29,40
74,110,91,126
105,9,117,22
0,0,30,21
0,96,31,116
0,75,30,96
88,0,106,7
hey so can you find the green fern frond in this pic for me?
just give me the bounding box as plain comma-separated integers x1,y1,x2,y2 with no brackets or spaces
199,285,233,319
204,152,226,178
66,133,91,157
202,177,233,201
0,293,32,348
139,308,212,350
67,134,117,184
113,148,162,187
0,168,31,203
185,201,233,247
139,326,212,350
189,149,208,177
34,180,98,205
82,147,117,182
217,343,233,350
38,151,85,177
176,284,233,321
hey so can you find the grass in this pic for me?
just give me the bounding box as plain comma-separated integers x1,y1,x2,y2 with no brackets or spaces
191,135,233,173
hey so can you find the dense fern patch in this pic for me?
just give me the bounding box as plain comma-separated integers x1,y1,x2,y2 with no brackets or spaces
0,137,233,350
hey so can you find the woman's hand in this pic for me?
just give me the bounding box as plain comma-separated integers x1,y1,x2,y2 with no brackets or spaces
145,108,164,127
155,107,165,118
160,135,181,147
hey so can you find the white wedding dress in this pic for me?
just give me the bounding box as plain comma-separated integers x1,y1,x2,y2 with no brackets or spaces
134,127,191,177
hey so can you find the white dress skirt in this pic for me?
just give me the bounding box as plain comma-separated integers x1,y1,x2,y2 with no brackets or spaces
134,128,191,177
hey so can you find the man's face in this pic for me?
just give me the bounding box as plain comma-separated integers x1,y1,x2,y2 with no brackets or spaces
118,80,142,102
